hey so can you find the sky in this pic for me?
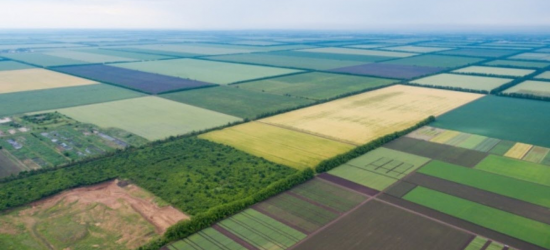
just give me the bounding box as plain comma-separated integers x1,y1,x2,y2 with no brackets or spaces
0,0,549,31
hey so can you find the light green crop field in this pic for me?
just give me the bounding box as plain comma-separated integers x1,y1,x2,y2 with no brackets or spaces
346,44,389,49
328,147,430,190
0,61,34,71
218,209,306,250
418,160,550,208
114,58,302,85
503,80,550,97
206,53,366,70
383,55,484,68
0,43,83,50
299,47,417,58
76,49,172,61
453,66,535,77
113,43,255,56
475,155,550,187
484,60,550,69
43,50,135,63
199,122,354,170
1,53,89,67
464,237,488,250
237,72,395,100
57,96,241,141
410,73,513,92
0,84,145,117
510,53,550,61
535,71,550,80
167,228,246,250
381,45,452,53
161,86,314,119
403,187,550,249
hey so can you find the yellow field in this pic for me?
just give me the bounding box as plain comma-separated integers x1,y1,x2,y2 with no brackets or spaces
504,143,533,159
261,85,483,145
0,68,97,94
199,122,354,170
430,130,460,144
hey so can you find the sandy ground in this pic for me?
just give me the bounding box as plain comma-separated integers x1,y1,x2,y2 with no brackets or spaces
28,179,188,234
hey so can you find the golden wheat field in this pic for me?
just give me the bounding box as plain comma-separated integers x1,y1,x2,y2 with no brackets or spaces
261,85,484,145
199,122,354,169
0,68,97,94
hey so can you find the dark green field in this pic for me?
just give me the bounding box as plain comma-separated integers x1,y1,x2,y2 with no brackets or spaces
161,86,314,119
439,48,518,58
237,72,395,100
0,84,144,117
432,96,550,148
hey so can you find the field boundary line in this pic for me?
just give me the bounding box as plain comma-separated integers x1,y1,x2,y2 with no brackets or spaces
212,225,259,250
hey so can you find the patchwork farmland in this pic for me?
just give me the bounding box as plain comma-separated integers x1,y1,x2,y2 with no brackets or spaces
0,32,550,250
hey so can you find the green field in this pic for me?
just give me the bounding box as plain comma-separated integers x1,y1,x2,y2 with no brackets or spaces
112,43,255,56
114,58,302,85
219,209,306,250
509,53,550,61
57,96,241,141
0,61,34,71
0,84,144,117
383,55,484,68
440,48,518,58
43,50,136,63
237,72,395,100
475,155,550,186
503,80,550,97
206,53,366,70
484,60,550,69
381,45,451,53
328,147,430,190
418,160,550,208
432,96,550,148
289,179,366,212
535,71,550,80
1,53,89,67
464,237,489,250
167,228,245,250
453,66,534,77
76,49,172,60
403,187,550,249
161,86,314,119
410,73,512,92
299,47,416,57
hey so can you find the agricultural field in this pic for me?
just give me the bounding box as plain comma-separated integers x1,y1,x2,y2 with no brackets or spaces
299,47,417,57
43,50,139,63
484,59,550,69
205,53,369,70
261,85,482,145
0,61,34,71
0,84,144,117
69,48,172,61
0,179,187,250
432,95,550,147
0,52,90,67
0,68,97,94
509,52,550,61
54,64,214,94
439,48,518,58
269,50,393,62
452,66,535,77
382,54,484,68
113,58,302,85
0,112,148,177
109,43,256,56
380,45,452,53
56,96,241,141
328,147,430,190
161,86,314,119
330,63,444,79
237,72,395,100
199,122,354,169
535,71,550,79
410,73,513,92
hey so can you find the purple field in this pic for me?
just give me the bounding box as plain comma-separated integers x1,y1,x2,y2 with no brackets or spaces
53,64,215,94
330,63,444,79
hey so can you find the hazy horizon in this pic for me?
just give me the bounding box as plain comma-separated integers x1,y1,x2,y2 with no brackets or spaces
1,0,549,31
